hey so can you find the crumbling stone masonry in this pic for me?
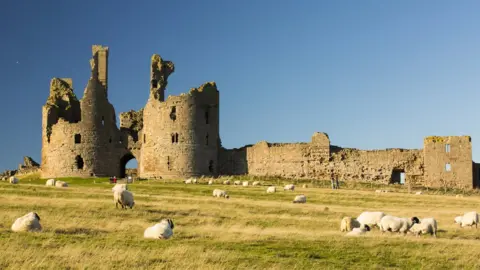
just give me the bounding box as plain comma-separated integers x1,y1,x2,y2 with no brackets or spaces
39,45,478,189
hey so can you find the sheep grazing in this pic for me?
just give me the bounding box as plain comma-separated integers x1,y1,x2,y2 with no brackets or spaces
114,189,135,209
411,217,437,237
356,211,386,229
144,219,175,240
112,183,128,192
340,216,361,232
9,176,19,184
234,180,241,185
266,186,276,193
242,181,249,187
455,211,479,228
213,189,230,199
379,215,420,235
45,179,56,187
11,212,42,232
252,181,260,186
345,225,371,237
208,179,214,185
293,194,306,203
55,181,68,188
223,180,231,185
284,184,295,191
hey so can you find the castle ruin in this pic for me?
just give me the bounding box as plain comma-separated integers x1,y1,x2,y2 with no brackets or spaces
40,45,479,189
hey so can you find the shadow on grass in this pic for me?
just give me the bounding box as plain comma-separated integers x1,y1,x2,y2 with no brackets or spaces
54,228,108,236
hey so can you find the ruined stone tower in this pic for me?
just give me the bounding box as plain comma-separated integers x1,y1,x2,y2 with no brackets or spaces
41,45,220,179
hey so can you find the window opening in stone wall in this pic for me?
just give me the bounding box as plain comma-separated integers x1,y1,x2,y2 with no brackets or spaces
170,106,176,121
167,156,171,171
74,134,81,144
445,144,450,153
101,116,105,126
75,155,84,170
109,137,112,143
446,163,451,172
390,169,405,185
151,79,158,88
171,134,175,143
175,133,179,143
205,133,209,145
143,134,146,143
209,160,214,173
205,108,209,124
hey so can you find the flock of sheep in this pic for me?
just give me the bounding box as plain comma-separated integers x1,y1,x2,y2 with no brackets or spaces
340,210,479,237
5,175,480,242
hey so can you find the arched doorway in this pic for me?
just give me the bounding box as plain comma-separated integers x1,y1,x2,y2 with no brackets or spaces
120,153,136,178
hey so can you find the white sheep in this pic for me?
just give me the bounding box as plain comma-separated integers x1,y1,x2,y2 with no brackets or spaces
144,219,175,239
184,178,192,184
192,178,198,184
284,184,295,191
379,215,420,234
223,180,231,185
242,181,249,187
114,189,135,209
9,176,19,184
208,179,214,185
415,191,423,195
411,217,437,237
455,211,479,228
55,181,68,187
345,225,371,237
11,212,42,232
340,216,361,232
293,194,306,203
356,211,386,228
234,180,241,185
112,183,128,192
266,186,276,193
252,181,260,186
45,179,56,187
302,184,308,188
213,189,230,199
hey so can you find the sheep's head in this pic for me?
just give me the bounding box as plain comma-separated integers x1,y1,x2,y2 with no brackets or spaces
454,216,463,224
364,225,371,232
130,201,135,209
411,217,420,224
225,194,230,199
167,219,174,229
33,212,41,221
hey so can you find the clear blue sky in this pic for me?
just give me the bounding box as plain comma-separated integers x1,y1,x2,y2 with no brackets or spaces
1,0,479,171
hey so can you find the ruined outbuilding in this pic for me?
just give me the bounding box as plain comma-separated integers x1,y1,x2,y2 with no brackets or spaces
40,45,478,189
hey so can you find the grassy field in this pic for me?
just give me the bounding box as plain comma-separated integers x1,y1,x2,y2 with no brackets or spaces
2,177,480,269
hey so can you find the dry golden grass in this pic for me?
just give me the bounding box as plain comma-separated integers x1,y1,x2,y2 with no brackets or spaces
1,177,480,269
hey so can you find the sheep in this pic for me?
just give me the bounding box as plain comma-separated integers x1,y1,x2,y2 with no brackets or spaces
213,189,230,199
293,194,306,203
223,180,231,185
112,183,128,192
45,179,56,187
234,180,241,185
184,178,193,184
208,179,214,185
11,212,42,232
266,186,276,193
252,181,260,186
242,181,249,187
345,225,371,237
455,211,479,228
375,190,382,193
192,178,198,184
340,216,361,232
9,176,19,184
144,219,175,239
114,189,135,209
55,181,68,187
410,217,437,237
356,211,386,228
415,191,423,195
284,184,295,191
379,215,420,234
302,184,308,188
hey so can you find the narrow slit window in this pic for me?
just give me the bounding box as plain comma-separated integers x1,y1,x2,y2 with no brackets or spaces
167,156,171,171
205,108,209,124
170,106,176,121
175,133,179,143
445,144,450,153
75,155,84,170
205,133,209,145
101,116,105,126
209,160,214,173
143,134,146,143
445,163,451,172
74,134,81,144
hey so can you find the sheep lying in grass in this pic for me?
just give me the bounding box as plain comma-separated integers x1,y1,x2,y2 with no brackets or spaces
114,189,135,209
208,179,214,185
284,184,295,191
9,176,19,184
302,184,308,188
45,179,56,187
345,225,371,236
356,211,386,229
11,212,42,232
415,191,423,195
252,181,260,186
454,211,479,228
144,219,175,239
411,217,437,237
55,181,68,187
266,186,276,193
242,181,249,187
112,183,128,192
213,189,229,199
340,216,361,232
293,194,306,203
234,180,241,185
223,180,231,185
379,215,420,235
